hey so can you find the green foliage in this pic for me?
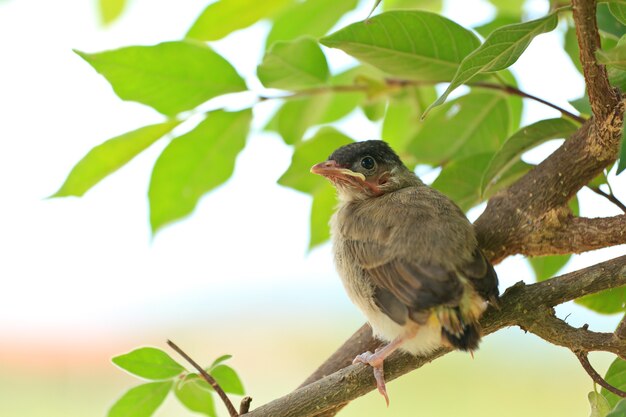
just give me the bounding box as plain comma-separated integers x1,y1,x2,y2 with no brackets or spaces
321,11,481,81
576,286,626,314
619,126,626,174
588,391,612,417
109,346,244,417
603,358,626,407
53,121,180,197
609,1,626,26
529,255,571,282
149,109,252,232
74,41,246,116
608,399,626,417
428,13,558,112
112,347,185,379
481,118,579,195
98,0,126,25
267,0,359,47
109,381,172,417
258,37,329,89
186,0,293,41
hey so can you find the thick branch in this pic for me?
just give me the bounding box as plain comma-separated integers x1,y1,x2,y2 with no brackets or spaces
245,256,626,417
522,214,626,256
572,0,620,121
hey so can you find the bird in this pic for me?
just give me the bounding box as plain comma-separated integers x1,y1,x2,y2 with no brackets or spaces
310,140,499,405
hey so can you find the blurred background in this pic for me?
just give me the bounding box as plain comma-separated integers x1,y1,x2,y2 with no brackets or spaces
1,0,625,416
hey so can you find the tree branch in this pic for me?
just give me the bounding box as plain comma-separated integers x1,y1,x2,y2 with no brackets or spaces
572,0,620,121
245,256,626,417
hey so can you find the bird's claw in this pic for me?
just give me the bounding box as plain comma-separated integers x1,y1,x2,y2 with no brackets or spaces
352,351,389,406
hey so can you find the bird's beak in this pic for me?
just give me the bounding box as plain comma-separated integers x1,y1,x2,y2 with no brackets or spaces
310,160,366,181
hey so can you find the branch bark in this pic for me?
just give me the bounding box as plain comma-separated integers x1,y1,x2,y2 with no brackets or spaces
245,256,626,417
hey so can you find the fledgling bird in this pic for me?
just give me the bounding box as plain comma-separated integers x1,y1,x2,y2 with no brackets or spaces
310,140,499,405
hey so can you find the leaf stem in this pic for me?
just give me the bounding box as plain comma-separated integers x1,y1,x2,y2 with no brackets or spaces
259,78,586,124
575,350,626,398
167,340,240,417
587,185,626,213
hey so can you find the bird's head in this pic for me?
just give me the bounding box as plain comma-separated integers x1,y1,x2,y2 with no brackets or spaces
311,140,418,201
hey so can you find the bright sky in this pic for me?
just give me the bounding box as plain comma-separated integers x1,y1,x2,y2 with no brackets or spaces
0,0,624,349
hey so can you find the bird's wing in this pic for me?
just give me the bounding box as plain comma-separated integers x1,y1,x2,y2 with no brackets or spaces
343,238,464,324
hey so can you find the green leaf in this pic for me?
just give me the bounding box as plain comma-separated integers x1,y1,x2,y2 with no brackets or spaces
149,109,252,232
361,99,387,121
564,24,583,74
474,15,520,38
267,0,359,47
610,1,626,26
99,0,126,25
108,381,172,417
570,95,592,116
382,0,442,12
488,0,526,16
481,118,579,195
428,13,558,112
529,255,571,282
310,185,337,249
598,3,626,38
589,391,612,417
608,399,626,417
112,347,185,380
210,355,233,368
432,153,531,211
211,365,244,395
278,127,353,194
271,95,333,145
618,124,626,174
597,43,626,70
382,86,437,159
321,11,480,81
75,41,246,116
602,359,626,408
257,37,329,89
410,91,510,165
577,286,626,314
174,374,216,417
186,0,292,41
52,121,179,198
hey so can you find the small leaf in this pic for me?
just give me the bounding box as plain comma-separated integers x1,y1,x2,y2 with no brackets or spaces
529,255,571,282
564,24,583,74
186,0,292,41
112,347,185,380
432,153,530,211
570,95,592,116
210,354,233,368
603,359,626,408
577,287,626,314
589,391,612,417
99,0,126,25
610,1,626,26
52,121,180,198
267,0,359,47
75,41,246,116
278,127,353,194
608,398,626,417
211,365,244,395
321,11,480,81
149,109,252,232
175,374,216,417
427,13,558,112
481,118,579,195
272,95,333,145
310,185,337,249
597,44,626,71
108,381,172,417
410,91,510,165
257,37,329,89
598,3,626,38
361,100,386,121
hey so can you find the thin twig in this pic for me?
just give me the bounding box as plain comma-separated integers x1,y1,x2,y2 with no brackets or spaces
471,82,586,123
259,78,585,124
588,186,626,213
575,351,626,397
167,340,240,417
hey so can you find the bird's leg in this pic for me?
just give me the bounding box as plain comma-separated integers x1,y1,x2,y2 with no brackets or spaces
352,335,407,406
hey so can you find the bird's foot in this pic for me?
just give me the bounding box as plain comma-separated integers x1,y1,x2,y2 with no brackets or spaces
353,351,389,406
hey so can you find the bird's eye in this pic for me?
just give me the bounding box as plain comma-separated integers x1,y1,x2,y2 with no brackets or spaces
360,156,375,170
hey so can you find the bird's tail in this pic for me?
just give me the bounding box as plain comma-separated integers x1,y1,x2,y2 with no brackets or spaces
437,305,482,352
